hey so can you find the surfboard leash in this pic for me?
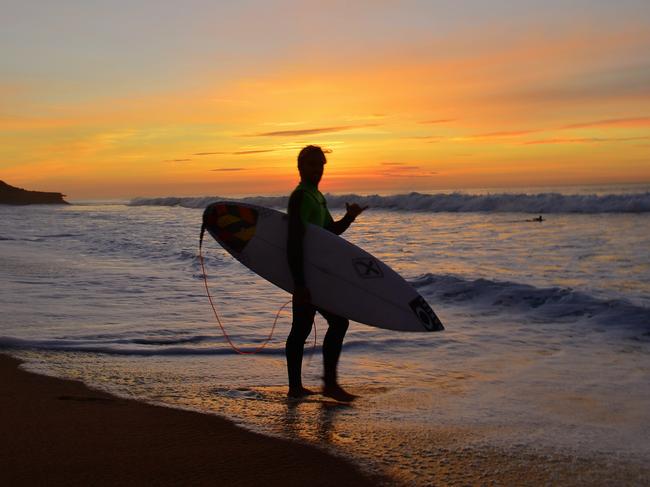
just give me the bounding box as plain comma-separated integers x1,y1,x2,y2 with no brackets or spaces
199,224,317,357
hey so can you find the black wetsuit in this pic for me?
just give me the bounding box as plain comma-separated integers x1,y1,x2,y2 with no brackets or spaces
286,182,354,389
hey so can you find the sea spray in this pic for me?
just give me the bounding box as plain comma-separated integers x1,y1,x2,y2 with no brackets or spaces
130,191,650,213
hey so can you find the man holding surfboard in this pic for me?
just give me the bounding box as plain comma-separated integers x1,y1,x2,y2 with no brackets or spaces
286,145,367,401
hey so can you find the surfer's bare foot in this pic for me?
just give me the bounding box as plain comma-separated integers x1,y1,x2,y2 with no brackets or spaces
322,383,357,402
287,386,315,399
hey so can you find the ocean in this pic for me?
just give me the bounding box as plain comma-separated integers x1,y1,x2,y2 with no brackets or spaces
1,185,649,485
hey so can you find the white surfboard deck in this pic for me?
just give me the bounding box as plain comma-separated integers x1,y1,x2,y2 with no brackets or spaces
202,201,443,332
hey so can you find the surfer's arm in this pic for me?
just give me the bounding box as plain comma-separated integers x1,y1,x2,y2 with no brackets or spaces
287,190,306,287
326,203,368,235
326,214,354,235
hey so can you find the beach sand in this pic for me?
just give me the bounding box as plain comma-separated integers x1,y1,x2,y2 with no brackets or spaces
0,354,383,486
3,352,649,486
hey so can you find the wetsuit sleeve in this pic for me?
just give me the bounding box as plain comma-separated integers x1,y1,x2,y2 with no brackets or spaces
325,211,354,235
287,190,306,287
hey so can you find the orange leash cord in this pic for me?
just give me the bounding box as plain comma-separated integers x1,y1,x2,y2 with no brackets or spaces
199,224,317,356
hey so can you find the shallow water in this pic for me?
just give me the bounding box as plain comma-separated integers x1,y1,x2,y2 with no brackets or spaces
1,189,649,485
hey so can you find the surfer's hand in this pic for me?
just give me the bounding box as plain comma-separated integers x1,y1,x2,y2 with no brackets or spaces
293,285,311,304
345,202,368,220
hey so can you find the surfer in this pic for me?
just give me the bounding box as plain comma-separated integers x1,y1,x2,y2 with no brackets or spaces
286,145,367,402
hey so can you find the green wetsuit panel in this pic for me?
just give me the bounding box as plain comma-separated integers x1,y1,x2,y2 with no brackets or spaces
291,181,333,228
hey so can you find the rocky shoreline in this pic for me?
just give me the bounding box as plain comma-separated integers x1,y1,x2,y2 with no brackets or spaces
0,180,69,205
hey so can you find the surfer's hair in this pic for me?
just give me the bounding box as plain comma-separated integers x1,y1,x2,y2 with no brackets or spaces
297,145,327,172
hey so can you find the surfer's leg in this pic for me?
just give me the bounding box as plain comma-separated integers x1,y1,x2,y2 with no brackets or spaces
319,311,357,402
320,310,349,385
286,301,316,394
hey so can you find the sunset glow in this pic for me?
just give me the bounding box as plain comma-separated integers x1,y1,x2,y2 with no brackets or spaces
2,1,649,199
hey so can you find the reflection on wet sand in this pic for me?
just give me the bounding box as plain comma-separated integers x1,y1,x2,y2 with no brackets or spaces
282,397,353,444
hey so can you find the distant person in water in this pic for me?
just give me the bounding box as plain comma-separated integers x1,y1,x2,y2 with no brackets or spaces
286,145,367,402
526,215,545,222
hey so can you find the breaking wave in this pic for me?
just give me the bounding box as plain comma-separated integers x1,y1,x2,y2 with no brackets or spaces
1,274,647,356
130,191,650,213
413,274,650,329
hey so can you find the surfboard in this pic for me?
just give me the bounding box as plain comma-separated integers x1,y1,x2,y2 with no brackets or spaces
202,202,444,332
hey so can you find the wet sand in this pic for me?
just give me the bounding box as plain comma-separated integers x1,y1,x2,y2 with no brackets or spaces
3,352,649,486
0,354,383,486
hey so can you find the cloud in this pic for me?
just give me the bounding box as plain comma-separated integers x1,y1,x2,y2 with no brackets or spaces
418,119,456,124
380,162,423,170
409,131,539,143
247,124,377,137
561,117,650,129
168,149,278,164
377,170,436,178
210,168,246,171
345,113,387,122
232,149,278,155
407,116,649,146
383,165,421,170
523,136,650,145
495,64,650,104
190,149,278,156
469,130,538,139
377,163,437,178
407,135,446,141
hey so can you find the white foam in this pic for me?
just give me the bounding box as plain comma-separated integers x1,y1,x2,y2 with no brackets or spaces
413,274,650,331
129,191,650,213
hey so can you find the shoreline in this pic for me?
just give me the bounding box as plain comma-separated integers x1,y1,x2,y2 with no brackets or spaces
3,351,650,486
0,353,386,486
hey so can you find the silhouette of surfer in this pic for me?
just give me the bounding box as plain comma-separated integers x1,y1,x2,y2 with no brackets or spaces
529,215,544,222
286,145,367,402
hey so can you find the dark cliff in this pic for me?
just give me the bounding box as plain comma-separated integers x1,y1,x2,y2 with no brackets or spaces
0,181,69,205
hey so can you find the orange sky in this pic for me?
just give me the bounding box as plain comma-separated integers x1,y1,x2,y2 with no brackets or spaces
1,2,649,199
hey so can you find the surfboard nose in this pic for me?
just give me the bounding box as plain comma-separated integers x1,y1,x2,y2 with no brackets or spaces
409,296,444,331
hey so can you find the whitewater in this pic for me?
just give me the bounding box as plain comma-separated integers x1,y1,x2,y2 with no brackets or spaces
1,186,649,485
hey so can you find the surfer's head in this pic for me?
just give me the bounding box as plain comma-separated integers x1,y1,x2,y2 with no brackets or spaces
298,145,327,186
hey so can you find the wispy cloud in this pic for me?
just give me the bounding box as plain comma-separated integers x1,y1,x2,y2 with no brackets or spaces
418,119,456,124
188,149,279,158
378,170,437,178
380,163,421,170
469,130,539,139
493,63,650,105
377,162,437,178
524,136,650,145
407,135,446,141
247,124,377,137
561,117,650,129
163,158,192,162
408,115,650,145
232,149,277,155
347,113,387,121
210,168,246,172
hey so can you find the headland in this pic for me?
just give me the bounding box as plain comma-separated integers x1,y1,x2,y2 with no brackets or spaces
0,180,69,205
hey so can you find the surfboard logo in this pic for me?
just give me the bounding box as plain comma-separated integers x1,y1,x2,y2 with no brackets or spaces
409,296,444,331
353,258,384,279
